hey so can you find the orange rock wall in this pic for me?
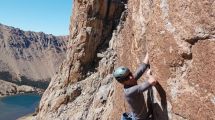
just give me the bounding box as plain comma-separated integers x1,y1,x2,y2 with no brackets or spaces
36,0,215,120
113,0,215,119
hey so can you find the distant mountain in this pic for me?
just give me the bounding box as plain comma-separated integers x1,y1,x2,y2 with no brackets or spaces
0,23,68,89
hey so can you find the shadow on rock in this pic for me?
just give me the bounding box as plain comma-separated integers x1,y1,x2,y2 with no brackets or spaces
147,82,168,120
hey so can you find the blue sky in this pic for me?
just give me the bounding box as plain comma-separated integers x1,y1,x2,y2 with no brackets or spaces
0,0,73,35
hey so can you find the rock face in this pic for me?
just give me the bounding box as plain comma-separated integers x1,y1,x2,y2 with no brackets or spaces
0,23,68,89
36,0,215,120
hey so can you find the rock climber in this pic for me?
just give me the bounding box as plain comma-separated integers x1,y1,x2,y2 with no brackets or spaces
113,52,157,120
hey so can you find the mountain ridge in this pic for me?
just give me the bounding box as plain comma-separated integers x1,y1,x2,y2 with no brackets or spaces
0,23,68,93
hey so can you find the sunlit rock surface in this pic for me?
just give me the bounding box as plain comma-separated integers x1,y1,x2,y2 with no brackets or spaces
36,0,215,120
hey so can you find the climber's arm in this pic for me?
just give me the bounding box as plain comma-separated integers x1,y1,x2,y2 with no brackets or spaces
134,64,148,80
143,52,149,65
133,53,149,80
125,72,156,95
125,81,151,95
137,73,156,93
137,81,151,93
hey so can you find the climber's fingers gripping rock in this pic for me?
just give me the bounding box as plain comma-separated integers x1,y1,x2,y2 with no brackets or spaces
147,69,157,86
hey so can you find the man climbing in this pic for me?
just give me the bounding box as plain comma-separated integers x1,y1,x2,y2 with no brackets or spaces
113,53,157,120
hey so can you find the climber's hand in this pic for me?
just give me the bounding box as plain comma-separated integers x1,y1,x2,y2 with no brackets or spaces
148,76,157,85
147,69,157,85
146,69,152,76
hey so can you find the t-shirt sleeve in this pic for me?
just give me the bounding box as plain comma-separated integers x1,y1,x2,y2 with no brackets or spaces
125,81,151,96
137,81,151,93
133,63,148,80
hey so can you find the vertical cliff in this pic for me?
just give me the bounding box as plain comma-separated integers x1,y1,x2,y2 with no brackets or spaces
36,0,215,120
36,0,126,119
113,0,215,119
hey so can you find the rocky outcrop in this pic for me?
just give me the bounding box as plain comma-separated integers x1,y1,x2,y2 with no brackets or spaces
0,79,42,97
36,0,125,119
36,0,215,120
0,23,68,89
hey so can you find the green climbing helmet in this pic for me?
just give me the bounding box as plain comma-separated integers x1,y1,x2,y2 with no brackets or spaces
113,66,131,82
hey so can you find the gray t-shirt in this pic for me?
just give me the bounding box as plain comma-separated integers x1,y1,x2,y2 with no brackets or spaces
124,63,151,120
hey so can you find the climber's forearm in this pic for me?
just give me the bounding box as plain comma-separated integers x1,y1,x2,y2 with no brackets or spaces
134,63,148,80
143,52,149,65
137,81,151,93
